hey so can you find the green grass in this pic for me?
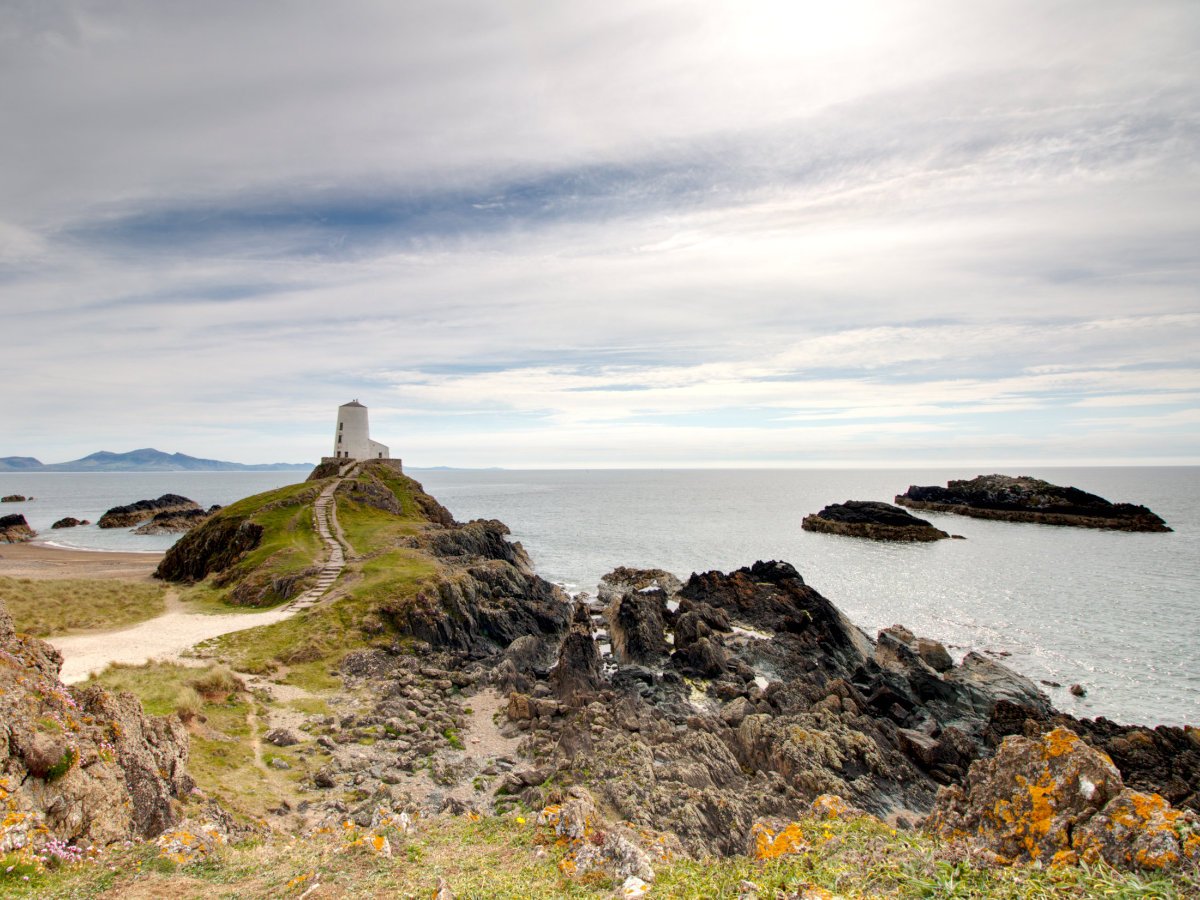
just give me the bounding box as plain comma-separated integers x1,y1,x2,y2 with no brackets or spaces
201,548,438,676
335,471,430,555
83,660,313,822
0,576,166,637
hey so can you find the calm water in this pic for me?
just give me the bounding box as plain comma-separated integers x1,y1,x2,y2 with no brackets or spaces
0,471,304,553
2,466,1196,727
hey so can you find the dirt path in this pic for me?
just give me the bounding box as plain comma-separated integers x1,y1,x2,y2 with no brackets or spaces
50,601,297,683
47,471,356,683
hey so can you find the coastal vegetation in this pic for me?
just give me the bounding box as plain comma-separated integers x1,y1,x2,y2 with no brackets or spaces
4,804,1195,898
0,575,166,636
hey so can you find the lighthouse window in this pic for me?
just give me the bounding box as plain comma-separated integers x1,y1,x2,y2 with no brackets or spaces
339,422,343,431
338,435,342,443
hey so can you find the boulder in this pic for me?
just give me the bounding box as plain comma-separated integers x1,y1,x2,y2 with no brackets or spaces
802,501,951,542
0,513,35,543
51,517,90,529
1,494,27,502
896,474,1170,532
927,727,1199,869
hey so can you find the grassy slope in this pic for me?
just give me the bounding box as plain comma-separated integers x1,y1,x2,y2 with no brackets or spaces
0,576,166,636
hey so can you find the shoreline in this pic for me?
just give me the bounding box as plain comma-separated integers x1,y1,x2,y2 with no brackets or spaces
0,541,163,580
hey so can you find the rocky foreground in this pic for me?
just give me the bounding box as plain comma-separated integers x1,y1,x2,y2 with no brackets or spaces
896,474,1172,532
2,463,1196,896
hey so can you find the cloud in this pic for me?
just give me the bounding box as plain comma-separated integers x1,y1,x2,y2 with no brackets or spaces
0,1,1197,465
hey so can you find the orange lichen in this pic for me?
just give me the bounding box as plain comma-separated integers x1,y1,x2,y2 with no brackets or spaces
1042,728,1079,759
752,822,809,860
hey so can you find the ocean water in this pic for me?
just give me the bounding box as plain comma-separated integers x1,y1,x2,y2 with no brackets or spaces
413,467,1199,729
2,466,1196,728
0,471,304,553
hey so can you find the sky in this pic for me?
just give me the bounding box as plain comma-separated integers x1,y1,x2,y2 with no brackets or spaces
2,1,1198,468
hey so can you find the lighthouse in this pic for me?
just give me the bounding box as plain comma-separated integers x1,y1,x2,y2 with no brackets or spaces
332,400,390,460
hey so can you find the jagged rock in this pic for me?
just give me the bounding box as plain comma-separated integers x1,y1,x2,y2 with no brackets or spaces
917,638,954,672
97,494,200,529
51,517,90,529
606,586,669,665
927,727,1199,869
896,474,1171,532
551,607,602,704
0,599,190,850
598,567,683,605
802,501,951,542
0,513,35,543
2,494,28,502
155,516,264,582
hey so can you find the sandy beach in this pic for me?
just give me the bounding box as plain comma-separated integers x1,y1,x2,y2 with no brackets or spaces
0,542,299,680
0,541,163,580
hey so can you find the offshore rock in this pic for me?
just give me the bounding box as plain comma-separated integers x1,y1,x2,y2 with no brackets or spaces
0,513,35,543
896,474,1170,532
51,517,90,529
802,501,951,542
0,599,191,850
2,494,28,502
927,727,1199,869
134,505,219,535
98,494,201,529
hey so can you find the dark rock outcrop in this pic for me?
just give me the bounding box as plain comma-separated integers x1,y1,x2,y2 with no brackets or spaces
155,516,264,582
896,475,1170,532
98,494,201,529
51,517,90,529
0,599,191,850
802,500,951,542
1,494,28,502
0,513,35,543
133,505,219,535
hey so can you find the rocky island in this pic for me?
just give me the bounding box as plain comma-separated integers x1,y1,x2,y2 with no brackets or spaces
2,462,1195,896
896,474,1171,531
96,494,202,529
802,500,954,541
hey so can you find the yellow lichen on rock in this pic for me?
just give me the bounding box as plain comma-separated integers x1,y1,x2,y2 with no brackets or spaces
752,821,809,860
928,727,1199,872
1072,788,1200,871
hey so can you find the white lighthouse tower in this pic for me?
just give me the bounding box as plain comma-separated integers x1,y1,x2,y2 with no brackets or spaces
332,400,390,460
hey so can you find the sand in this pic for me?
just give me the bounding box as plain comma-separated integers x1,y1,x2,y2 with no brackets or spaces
0,542,300,683
0,542,163,581
50,592,295,683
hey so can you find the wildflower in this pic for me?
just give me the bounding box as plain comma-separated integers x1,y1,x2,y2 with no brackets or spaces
516,816,526,825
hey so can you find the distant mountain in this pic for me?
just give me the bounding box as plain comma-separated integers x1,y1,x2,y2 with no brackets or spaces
0,448,312,473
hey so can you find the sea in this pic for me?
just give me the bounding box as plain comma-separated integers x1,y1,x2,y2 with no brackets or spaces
2,466,1196,728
